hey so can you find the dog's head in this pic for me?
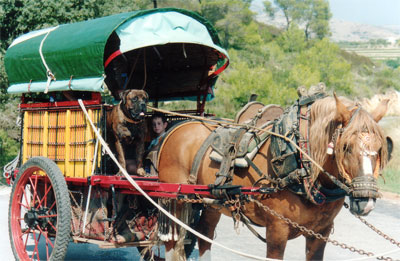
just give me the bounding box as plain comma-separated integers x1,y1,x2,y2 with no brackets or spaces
120,89,148,121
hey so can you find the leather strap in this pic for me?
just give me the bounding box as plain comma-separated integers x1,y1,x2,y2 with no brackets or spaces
214,128,247,186
240,212,266,243
188,131,217,184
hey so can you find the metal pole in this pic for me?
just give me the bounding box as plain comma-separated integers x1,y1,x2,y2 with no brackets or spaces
153,0,157,8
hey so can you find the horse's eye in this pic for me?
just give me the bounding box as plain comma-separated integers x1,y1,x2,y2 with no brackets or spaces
132,97,138,101
343,144,352,153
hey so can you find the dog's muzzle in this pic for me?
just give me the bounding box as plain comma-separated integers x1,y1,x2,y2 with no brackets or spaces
130,102,147,120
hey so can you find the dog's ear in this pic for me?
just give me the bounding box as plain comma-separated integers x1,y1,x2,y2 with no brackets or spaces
120,90,129,104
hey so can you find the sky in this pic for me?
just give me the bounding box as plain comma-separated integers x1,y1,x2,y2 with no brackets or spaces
253,0,400,27
328,0,400,26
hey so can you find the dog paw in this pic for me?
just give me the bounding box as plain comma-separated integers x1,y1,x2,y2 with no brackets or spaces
137,167,146,176
116,170,124,177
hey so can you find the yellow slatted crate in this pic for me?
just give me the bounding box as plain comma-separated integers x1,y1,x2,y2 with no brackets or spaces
22,108,102,178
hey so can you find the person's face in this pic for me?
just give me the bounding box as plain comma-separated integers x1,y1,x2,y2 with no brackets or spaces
152,117,167,136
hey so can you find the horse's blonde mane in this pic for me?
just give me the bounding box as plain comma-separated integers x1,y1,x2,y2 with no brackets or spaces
309,96,388,181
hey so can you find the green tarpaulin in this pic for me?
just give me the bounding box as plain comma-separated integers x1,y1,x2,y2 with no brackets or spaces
4,8,228,96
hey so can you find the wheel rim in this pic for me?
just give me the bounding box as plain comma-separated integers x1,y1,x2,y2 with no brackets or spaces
11,166,58,260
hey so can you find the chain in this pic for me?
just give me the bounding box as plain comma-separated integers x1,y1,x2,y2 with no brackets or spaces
344,202,400,249
178,198,204,204
179,196,398,260
250,197,376,257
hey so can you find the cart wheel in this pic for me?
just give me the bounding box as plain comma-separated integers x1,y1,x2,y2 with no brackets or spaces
9,157,71,260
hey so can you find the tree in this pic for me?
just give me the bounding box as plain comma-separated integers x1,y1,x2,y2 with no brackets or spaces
0,0,153,50
200,0,262,49
301,0,331,39
263,0,331,39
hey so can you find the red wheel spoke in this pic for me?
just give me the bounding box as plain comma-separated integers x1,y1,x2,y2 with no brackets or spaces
37,183,52,209
32,230,41,261
18,201,29,209
46,239,50,260
48,201,56,213
28,176,39,208
22,228,31,249
47,220,57,232
21,185,31,209
37,226,54,248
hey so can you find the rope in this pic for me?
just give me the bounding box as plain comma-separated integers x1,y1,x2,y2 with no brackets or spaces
78,99,276,261
82,132,99,236
39,26,59,93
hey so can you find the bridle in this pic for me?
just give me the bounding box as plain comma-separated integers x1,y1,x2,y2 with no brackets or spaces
327,106,381,198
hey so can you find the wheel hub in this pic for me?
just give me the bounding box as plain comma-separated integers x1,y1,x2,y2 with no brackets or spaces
24,207,51,229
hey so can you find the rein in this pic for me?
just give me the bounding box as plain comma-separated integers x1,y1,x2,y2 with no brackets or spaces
149,105,384,202
149,106,351,190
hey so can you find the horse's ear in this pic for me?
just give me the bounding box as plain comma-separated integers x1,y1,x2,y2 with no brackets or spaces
371,99,389,122
334,93,352,125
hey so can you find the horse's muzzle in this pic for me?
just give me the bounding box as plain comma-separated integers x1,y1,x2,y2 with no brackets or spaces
349,175,380,216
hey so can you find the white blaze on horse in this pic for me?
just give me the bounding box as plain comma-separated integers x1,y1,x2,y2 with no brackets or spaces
156,92,391,260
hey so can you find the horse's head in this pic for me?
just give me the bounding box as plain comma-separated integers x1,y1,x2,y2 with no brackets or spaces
310,94,391,216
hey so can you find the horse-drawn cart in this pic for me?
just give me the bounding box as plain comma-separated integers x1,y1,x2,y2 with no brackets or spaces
4,7,396,261
3,8,236,260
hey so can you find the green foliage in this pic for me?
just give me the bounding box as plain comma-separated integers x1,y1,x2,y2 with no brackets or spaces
370,66,400,92
203,0,262,49
264,0,331,39
276,25,307,53
379,168,400,193
0,129,19,183
207,49,297,118
295,39,352,94
386,58,400,69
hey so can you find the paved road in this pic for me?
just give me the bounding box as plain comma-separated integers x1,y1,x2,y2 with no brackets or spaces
1,186,399,260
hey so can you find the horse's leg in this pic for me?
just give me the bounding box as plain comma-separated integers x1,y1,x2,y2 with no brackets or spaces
265,222,289,259
196,207,222,261
164,240,179,261
304,223,333,261
164,202,187,261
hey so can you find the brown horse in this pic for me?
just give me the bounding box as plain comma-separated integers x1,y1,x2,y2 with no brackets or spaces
157,95,390,260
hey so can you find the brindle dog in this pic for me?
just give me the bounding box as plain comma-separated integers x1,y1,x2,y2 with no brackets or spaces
107,89,148,176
